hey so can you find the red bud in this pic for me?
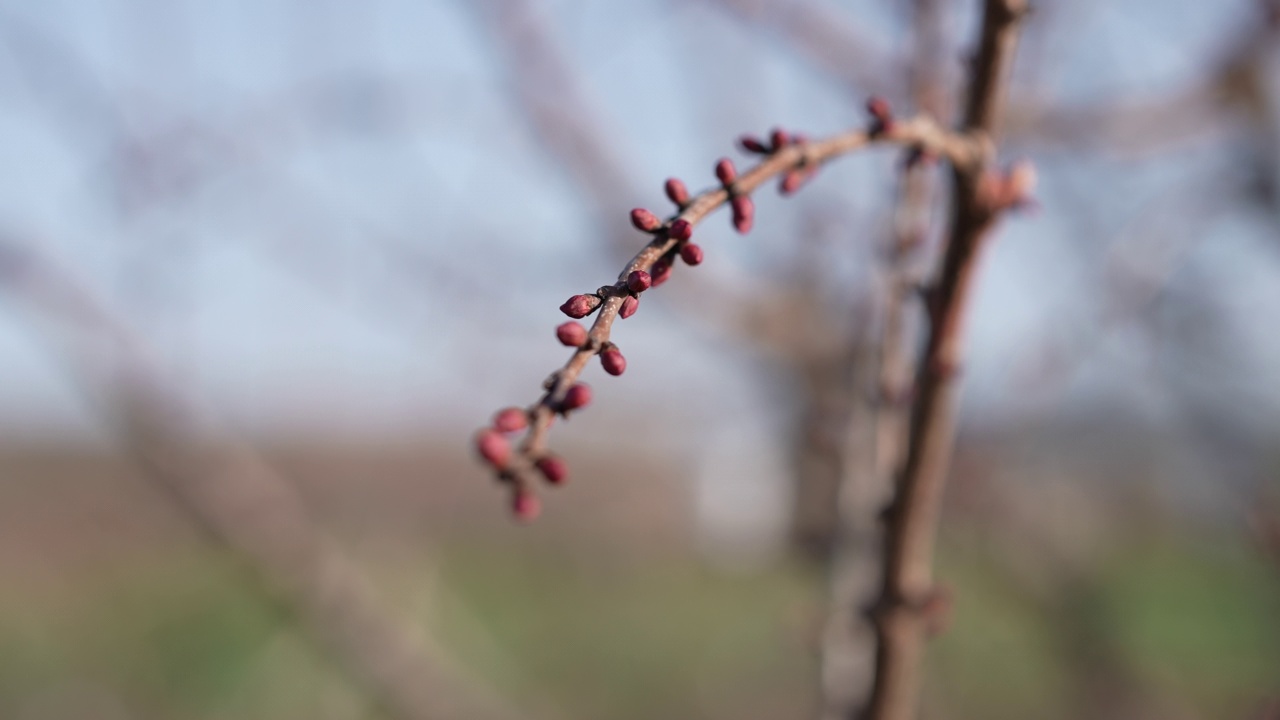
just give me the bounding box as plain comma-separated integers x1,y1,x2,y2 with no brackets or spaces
867,96,894,133
769,127,788,151
739,135,769,154
511,489,541,521
560,294,600,319
493,407,528,433
715,158,737,186
600,349,626,376
1006,160,1037,205
562,383,592,411
679,243,704,266
731,195,755,234
780,170,804,196
664,177,689,206
556,321,588,346
620,296,639,319
535,455,568,485
651,259,673,287
475,429,510,468
867,96,892,122
630,208,661,232
627,270,652,293
669,218,693,241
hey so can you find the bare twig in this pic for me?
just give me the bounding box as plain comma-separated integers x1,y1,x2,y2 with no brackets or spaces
699,0,899,100
862,1,1029,718
819,0,953,713
0,235,535,720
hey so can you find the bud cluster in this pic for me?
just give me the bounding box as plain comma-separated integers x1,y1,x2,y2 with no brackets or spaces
480,111,985,522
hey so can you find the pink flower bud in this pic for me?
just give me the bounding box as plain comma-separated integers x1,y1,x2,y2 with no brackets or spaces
556,321,588,346
511,489,541,521
715,158,737,186
679,243,704,266
600,349,626,376
664,177,689,206
769,127,789,151
867,96,893,124
475,429,510,468
560,294,600,319
739,135,768,154
780,169,804,196
493,407,528,433
562,383,592,411
630,208,661,232
1006,160,1037,204
669,218,693,241
778,167,808,196
627,270,652,293
865,95,896,133
620,295,639,319
535,455,568,485
731,195,754,234
651,259,673,287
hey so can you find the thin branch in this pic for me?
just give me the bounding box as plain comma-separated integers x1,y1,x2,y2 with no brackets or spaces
819,0,953,713
477,116,983,515
0,234,538,720
699,0,899,100
862,1,1029,718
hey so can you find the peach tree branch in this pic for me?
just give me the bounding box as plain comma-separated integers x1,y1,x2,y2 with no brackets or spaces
475,114,985,518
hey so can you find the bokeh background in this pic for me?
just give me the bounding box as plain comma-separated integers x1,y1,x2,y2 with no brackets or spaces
0,1,1278,719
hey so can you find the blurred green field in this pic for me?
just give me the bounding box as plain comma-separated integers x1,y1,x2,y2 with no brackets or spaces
2,527,1276,720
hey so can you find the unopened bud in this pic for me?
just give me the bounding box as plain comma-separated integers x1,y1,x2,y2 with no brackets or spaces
620,295,640,319
535,455,568,485
739,135,769,154
600,349,627,376
669,218,693,241
769,127,789,151
866,96,894,132
493,407,528,433
664,177,690,206
651,258,673,287
679,243,704,266
715,158,737,186
475,429,510,468
731,194,755,234
627,270,652,293
1006,160,1037,204
562,383,592,411
780,170,804,196
630,208,661,232
511,489,541,521
560,294,601,319
556,321,588,346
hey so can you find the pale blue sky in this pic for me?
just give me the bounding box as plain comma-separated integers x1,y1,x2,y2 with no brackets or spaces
0,0,1275,452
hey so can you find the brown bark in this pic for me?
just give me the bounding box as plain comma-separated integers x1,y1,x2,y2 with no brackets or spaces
861,2,1029,718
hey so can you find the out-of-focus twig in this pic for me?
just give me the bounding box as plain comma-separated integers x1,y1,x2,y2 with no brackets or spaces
702,0,1280,156
819,0,951,714
0,234,535,720
698,0,899,100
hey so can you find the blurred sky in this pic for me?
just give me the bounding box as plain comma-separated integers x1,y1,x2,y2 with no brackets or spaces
0,0,1278,450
